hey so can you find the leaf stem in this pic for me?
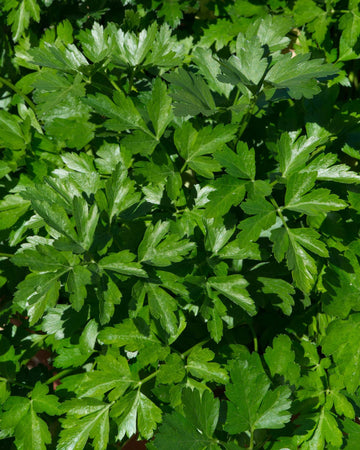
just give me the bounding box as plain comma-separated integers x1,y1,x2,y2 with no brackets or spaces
0,252,13,258
0,76,37,112
181,338,210,359
137,370,159,387
45,369,74,385
269,196,289,230
249,428,255,450
249,324,258,353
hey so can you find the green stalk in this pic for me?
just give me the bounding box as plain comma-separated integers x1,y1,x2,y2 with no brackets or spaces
249,428,255,450
0,76,37,112
45,369,74,385
0,252,13,258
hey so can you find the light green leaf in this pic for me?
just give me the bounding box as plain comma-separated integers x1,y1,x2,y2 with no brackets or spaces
301,408,343,449
14,272,63,324
29,42,89,73
157,353,186,385
147,283,178,338
265,53,338,99
238,196,276,243
66,265,92,311
6,0,40,42
192,47,233,97
187,347,229,384
278,132,326,177
85,90,151,134
264,335,301,385
0,110,28,149
98,318,160,352
58,399,111,450
207,275,256,316
105,163,141,222
58,354,134,400
147,78,173,139
138,221,195,267
218,33,267,87
111,23,157,67
72,197,99,251
99,250,147,278
204,176,246,218
304,153,360,183
111,390,162,440
78,22,111,63
215,141,256,180
174,122,237,178
339,9,360,61
322,314,360,394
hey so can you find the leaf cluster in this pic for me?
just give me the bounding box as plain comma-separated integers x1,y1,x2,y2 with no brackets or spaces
1,1,360,449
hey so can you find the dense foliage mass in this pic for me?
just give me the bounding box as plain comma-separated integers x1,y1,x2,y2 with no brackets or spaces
1,0,360,448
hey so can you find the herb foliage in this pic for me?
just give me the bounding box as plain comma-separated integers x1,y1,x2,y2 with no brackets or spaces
1,0,360,449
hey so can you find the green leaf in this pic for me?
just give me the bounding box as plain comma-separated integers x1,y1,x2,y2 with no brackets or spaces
225,353,292,434
0,383,60,449
32,71,89,123
285,172,347,216
264,335,301,385
138,221,195,267
215,141,256,180
204,176,246,218
218,33,268,87
0,110,28,149
283,227,328,293
111,23,157,67
238,196,277,243
6,0,40,42
207,275,256,316
278,132,326,177
174,122,237,178
58,399,111,450
265,53,338,99
322,314,360,394
259,278,295,316
204,217,236,255
157,353,186,385
99,250,147,278
153,388,220,449
66,265,92,311
339,9,360,61
304,153,360,184
14,272,63,324
85,90,151,134
155,0,184,28
0,195,30,230
105,163,141,222
73,196,99,251
111,390,162,440
147,78,173,139
31,199,78,242
192,47,233,97
187,346,229,384
147,283,179,338
300,408,343,449
98,318,160,352
78,22,111,63
164,68,217,117
59,354,134,400
29,42,89,73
